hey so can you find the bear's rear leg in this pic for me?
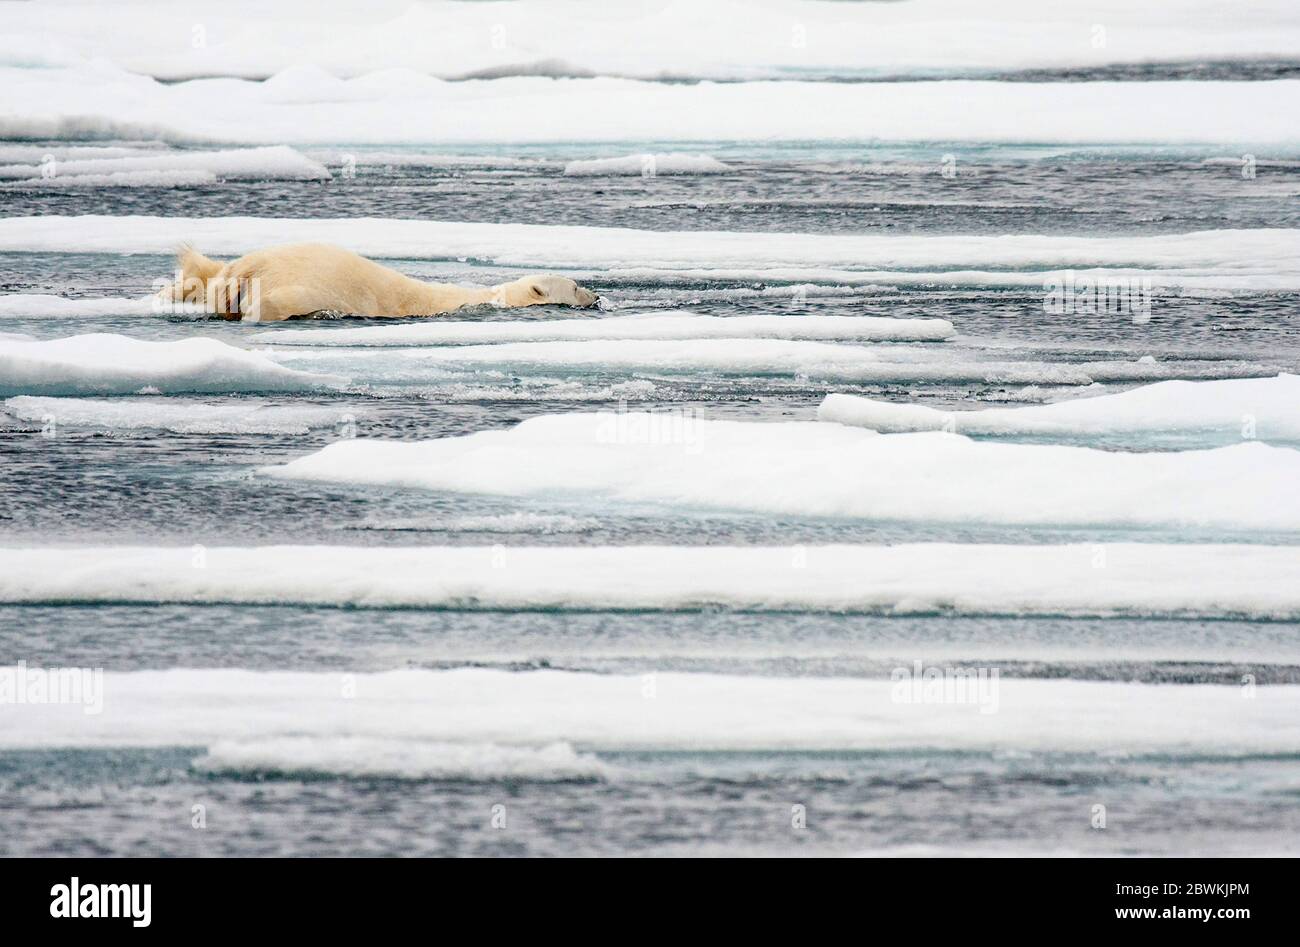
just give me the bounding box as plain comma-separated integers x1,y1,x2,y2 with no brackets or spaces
243,285,320,322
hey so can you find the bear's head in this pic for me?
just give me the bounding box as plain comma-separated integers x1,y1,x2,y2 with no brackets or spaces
498,275,599,309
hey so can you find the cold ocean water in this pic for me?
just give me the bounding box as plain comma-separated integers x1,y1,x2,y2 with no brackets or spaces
2,28,1300,856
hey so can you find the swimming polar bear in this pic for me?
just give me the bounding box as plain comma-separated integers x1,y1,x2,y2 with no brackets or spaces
157,242,600,322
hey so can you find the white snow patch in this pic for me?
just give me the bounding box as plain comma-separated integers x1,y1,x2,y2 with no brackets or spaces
263,339,1274,387
2,60,1296,147
0,333,346,396
0,146,328,182
386,513,601,534
250,313,956,346
196,737,609,781
564,153,731,176
2,1,1297,82
0,170,216,189
1,666,1295,757
307,150,554,170
3,396,357,435
0,144,167,163
819,375,1300,441
0,295,205,318
3,543,1299,619
261,413,1300,530
2,217,1294,292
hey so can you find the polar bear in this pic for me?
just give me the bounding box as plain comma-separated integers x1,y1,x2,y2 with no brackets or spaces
157,242,600,322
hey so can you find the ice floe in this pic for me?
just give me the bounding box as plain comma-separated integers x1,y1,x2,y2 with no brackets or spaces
356,513,603,534
3,60,1295,147
819,375,1300,442
3,1,1296,82
261,413,1300,530
0,295,204,318
3,217,1295,291
563,154,731,176
0,170,216,189
250,313,956,346
0,144,168,163
0,666,1294,757
3,543,1299,619
3,396,356,435
263,339,1273,387
0,333,345,396
0,145,329,184
195,737,610,782
261,339,1094,385
306,150,555,170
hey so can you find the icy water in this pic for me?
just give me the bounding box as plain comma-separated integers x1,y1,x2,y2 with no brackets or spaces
3,131,1300,856
4,144,1299,234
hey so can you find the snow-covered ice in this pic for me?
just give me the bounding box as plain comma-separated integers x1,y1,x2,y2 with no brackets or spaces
564,154,731,176
305,150,554,170
0,333,345,396
4,217,1294,291
1,666,1294,758
2,543,1297,619
0,144,167,163
195,738,610,782
3,396,356,435
250,313,956,346
0,295,204,318
819,375,1300,441
1,170,217,189
3,61,1295,147
262,413,1300,530
264,340,1276,387
4,0,1297,81
0,145,329,184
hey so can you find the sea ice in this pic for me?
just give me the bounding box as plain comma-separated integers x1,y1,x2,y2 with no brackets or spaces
2,543,1297,619
0,666,1293,758
3,60,1295,147
261,413,1300,530
819,375,1300,441
4,0,1297,82
2,217,1294,292
563,154,731,176
0,333,346,396
3,396,357,435
250,313,956,346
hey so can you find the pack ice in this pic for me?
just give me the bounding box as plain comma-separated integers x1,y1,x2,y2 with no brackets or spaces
3,396,356,435
263,413,1300,531
3,217,1296,292
0,333,346,396
250,313,957,346
1,667,1295,759
819,375,1300,443
3,543,1296,620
